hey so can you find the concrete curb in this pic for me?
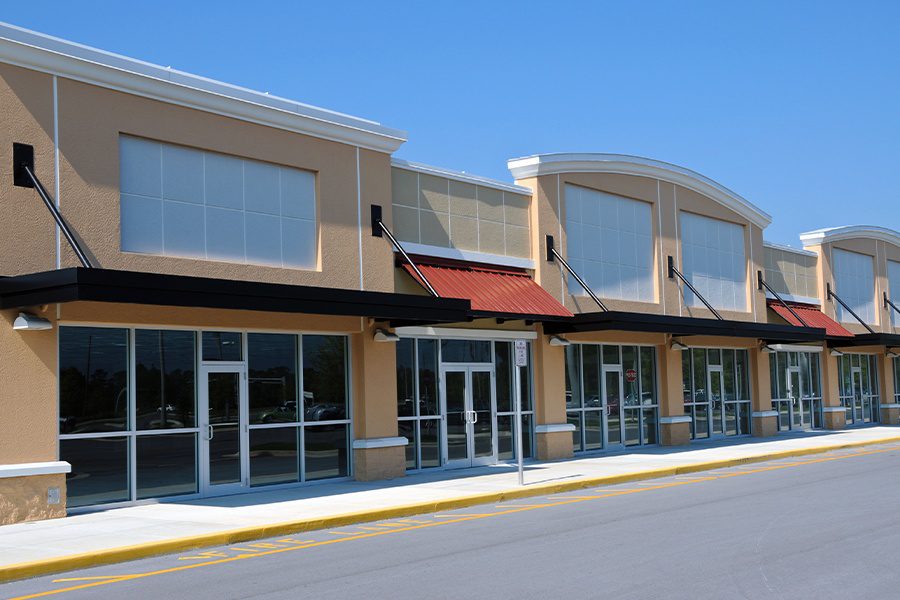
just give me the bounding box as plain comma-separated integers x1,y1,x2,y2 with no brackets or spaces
3,434,899,584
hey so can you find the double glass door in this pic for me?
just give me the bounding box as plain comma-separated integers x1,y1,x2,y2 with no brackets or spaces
779,368,813,430
845,367,877,424
442,366,496,469
199,365,248,494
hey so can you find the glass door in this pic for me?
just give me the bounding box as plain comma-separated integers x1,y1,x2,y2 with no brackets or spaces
200,366,248,494
603,367,624,449
787,367,808,429
852,368,864,423
441,366,496,469
708,367,724,437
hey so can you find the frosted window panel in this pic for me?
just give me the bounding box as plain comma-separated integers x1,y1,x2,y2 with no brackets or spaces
244,161,281,216
162,145,204,204
119,135,317,269
245,212,282,265
281,169,316,220
832,249,875,324
680,212,746,312
204,153,243,210
121,194,162,253
205,207,245,261
163,201,204,257
282,218,317,269
120,137,161,197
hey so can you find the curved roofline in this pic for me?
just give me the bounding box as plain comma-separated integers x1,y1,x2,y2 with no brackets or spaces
0,22,407,153
799,225,900,248
507,153,771,229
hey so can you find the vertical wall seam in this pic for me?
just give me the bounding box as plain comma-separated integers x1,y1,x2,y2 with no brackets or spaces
52,75,60,269
557,174,563,302
656,179,665,313
673,184,681,316
356,147,364,291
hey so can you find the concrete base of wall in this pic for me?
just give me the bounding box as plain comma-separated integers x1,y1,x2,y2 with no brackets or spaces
353,446,406,482
660,422,691,446
0,473,66,525
536,431,574,461
752,415,777,438
824,409,846,430
880,406,900,425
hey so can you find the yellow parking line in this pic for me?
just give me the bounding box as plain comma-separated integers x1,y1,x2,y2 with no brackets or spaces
9,445,895,600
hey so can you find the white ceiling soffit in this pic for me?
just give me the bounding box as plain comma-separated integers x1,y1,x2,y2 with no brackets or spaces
799,225,900,249
0,22,407,153
507,153,772,229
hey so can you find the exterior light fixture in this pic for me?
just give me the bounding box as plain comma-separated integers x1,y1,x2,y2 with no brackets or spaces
829,348,845,357
886,349,900,359
373,328,399,343
548,335,571,347
760,344,776,354
13,312,53,331
670,340,689,351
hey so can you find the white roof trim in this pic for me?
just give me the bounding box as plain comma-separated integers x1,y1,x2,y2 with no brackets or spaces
399,241,535,270
799,225,900,249
392,158,531,195
763,240,818,257
0,22,406,153
507,153,772,229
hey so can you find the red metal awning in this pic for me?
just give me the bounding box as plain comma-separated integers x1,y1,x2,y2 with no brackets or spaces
767,300,853,337
400,257,572,320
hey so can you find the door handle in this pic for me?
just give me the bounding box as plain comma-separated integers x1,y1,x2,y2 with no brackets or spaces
471,410,478,424
205,424,214,441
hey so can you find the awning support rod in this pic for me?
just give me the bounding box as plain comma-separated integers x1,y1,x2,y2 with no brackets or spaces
827,283,875,334
371,205,439,298
757,271,811,327
13,143,93,268
545,235,608,311
885,292,900,319
668,256,723,320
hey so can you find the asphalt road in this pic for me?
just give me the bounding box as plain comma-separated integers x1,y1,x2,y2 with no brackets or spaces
5,443,900,600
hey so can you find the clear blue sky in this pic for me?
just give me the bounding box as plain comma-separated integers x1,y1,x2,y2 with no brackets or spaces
6,1,899,246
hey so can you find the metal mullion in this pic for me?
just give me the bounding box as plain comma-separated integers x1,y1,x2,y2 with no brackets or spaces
248,421,302,430
134,427,201,436
297,334,305,483
414,338,421,470
303,419,353,427
128,327,137,501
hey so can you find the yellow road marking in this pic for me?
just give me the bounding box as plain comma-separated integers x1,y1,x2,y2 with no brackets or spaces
49,576,125,583
9,445,895,600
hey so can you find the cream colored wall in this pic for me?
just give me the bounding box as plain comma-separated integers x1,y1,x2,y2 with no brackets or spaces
0,309,58,465
516,171,767,323
1,68,395,291
0,63,58,277
811,238,900,334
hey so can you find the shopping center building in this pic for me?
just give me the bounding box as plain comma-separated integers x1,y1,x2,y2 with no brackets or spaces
0,23,898,524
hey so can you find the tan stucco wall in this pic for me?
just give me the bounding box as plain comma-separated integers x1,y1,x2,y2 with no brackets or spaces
351,321,399,440
516,172,767,323
0,309,58,465
353,446,405,481
1,68,396,291
0,473,66,525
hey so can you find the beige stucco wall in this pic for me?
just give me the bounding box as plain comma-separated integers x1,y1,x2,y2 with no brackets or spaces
0,65,396,292
516,172,767,323
0,473,66,525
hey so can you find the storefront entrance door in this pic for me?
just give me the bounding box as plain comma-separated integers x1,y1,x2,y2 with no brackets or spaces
442,366,496,469
199,365,248,494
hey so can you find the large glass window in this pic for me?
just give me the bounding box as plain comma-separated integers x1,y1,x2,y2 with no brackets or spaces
564,184,654,302
682,348,751,439
838,353,880,425
120,135,317,269
680,212,747,312
566,344,659,452
769,350,823,431
832,249,876,325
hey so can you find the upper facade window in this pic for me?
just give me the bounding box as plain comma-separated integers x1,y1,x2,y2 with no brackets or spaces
565,184,654,302
391,167,531,260
889,260,900,327
832,248,875,324
120,136,317,269
763,245,818,302
680,212,747,312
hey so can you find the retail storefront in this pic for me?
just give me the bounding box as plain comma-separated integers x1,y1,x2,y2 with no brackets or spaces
565,344,658,452
681,348,752,439
838,353,880,426
769,348,823,431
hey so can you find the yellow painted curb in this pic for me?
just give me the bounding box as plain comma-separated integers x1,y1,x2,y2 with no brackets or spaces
2,434,899,584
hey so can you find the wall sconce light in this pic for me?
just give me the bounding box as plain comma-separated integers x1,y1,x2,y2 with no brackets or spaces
373,328,399,343
12,312,53,331
760,344,775,354
829,348,845,357
886,348,900,359
670,340,689,351
548,335,571,347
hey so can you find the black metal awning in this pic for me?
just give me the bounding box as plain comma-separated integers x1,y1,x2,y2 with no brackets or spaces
543,310,827,342
0,267,471,323
829,333,900,349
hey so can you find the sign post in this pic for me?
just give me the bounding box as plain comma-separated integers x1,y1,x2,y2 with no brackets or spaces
514,339,528,486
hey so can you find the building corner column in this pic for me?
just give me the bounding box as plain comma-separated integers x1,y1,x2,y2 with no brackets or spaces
533,326,574,461
879,354,899,425
658,344,691,446
750,348,777,437
351,321,406,482
821,349,846,430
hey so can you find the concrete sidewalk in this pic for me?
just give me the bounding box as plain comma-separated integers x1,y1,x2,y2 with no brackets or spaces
2,426,899,582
